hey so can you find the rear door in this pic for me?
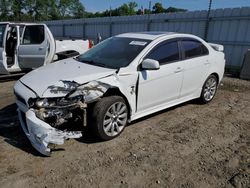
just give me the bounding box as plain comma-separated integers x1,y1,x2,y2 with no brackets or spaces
0,23,8,74
18,24,48,69
179,39,210,98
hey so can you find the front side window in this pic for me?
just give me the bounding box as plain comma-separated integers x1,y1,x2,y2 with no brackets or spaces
22,25,45,44
146,41,180,64
0,24,6,47
182,40,208,59
76,37,151,69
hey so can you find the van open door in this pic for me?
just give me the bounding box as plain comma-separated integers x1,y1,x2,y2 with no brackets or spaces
0,23,9,74
18,24,48,69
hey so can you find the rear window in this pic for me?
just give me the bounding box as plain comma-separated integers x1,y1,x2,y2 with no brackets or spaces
0,24,6,47
182,40,209,59
23,25,45,44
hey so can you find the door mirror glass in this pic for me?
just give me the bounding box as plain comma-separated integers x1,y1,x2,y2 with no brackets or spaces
141,58,160,70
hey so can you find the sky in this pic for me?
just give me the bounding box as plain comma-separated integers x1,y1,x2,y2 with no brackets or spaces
80,0,250,12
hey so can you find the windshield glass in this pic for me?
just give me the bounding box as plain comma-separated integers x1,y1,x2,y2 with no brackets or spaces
0,24,6,48
76,37,151,69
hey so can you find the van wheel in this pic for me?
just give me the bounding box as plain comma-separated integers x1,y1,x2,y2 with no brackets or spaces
92,96,128,140
199,75,218,104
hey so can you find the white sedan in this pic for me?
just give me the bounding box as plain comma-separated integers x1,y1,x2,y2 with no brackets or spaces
14,32,225,155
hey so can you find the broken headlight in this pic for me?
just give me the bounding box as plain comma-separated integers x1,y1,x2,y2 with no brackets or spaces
47,80,80,94
28,95,83,108
36,98,55,108
29,96,86,128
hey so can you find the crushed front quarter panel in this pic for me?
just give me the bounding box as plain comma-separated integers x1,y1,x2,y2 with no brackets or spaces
68,81,110,102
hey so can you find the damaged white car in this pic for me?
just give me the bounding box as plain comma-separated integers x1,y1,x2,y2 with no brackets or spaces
14,32,225,156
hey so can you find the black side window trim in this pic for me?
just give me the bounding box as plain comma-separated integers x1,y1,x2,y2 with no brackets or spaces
180,38,209,60
145,39,181,66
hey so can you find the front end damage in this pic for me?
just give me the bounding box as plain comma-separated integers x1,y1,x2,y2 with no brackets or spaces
17,108,82,156
16,80,110,156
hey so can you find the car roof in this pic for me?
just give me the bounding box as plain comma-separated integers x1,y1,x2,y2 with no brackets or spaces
117,31,177,40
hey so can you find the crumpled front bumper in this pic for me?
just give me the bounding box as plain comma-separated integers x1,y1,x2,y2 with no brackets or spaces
16,101,82,156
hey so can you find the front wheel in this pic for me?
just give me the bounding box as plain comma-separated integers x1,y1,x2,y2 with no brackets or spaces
199,75,218,104
92,96,128,140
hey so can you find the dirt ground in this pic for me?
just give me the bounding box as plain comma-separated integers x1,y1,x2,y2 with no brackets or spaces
0,76,249,188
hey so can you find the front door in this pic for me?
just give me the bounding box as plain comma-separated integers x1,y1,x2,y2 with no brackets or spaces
137,40,183,112
18,24,48,69
0,23,8,74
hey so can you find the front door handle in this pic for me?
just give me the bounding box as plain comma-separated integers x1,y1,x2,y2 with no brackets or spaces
39,47,44,50
174,67,183,73
204,60,210,65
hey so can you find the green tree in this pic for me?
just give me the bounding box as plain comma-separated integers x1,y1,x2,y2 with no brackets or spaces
107,1,137,16
12,0,25,21
128,2,138,15
48,0,60,20
58,0,69,18
118,4,129,16
152,2,165,14
0,0,12,21
70,0,86,18
23,0,47,21
152,3,187,14
165,7,187,13
58,0,85,19
0,0,187,21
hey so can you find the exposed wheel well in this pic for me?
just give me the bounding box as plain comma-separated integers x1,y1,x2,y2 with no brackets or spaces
103,87,131,119
211,73,219,84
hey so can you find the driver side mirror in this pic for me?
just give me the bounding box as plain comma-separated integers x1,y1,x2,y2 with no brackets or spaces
141,59,160,70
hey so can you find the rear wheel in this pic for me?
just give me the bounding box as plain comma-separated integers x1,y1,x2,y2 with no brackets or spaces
199,75,218,104
92,96,128,140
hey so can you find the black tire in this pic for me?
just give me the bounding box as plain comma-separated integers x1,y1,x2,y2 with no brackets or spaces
199,74,218,104
91,96,128,140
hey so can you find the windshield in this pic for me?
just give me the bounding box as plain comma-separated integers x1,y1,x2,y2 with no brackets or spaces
76,37,151,69
0,24,6,48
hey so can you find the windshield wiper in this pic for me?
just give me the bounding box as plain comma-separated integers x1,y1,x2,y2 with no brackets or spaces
77,58,112,68
74,57,115,69
74,57,92,64
93,62,110,68
74,57,95,64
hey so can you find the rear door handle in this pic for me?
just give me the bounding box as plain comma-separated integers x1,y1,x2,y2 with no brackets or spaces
204,60,211,65
174,67,183,73
39,47,44,50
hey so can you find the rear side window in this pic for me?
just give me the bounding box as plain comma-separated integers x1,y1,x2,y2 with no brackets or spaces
146,41,180,64
182,40,208,59
22,25,45,44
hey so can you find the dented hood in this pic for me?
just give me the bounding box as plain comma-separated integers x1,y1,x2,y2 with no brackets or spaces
20,58,116,97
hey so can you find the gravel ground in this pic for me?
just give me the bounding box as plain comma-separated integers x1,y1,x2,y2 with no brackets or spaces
0,77,249,188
